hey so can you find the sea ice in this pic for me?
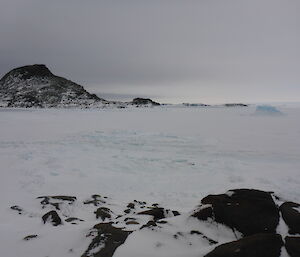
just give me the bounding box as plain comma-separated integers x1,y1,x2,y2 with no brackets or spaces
0,105,299,257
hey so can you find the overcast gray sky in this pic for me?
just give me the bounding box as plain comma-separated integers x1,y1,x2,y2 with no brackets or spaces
0,0,299,103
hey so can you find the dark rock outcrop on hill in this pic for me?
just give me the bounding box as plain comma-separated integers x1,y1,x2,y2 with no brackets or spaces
83,194,107,206
130,98,160,106
23,234,38,241
42,210,62,226
138,207,180,221
0,64,107,108
192,189,279,236
95,207,112,221
204,233,283,257
82,223,131,257
138,207,167,221
10,205,24,215
37,195,77,210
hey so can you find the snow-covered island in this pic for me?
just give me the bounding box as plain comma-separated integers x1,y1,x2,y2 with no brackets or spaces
0,64,163,109
0,65,252,110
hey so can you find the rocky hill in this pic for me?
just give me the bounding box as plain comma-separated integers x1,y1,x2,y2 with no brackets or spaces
0,64,107,108
130,98,160,106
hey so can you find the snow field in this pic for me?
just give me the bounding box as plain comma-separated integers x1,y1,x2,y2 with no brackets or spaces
0,105,299,256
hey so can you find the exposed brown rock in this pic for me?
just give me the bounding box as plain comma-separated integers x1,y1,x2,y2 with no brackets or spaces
285,236,300,257
193,189,279,236
280,202,300,234
82,223,131,257
204,233,283,257
42,210,62,226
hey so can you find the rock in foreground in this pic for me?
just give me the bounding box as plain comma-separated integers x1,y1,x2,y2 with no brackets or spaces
82,223,131,257
279,202,300,234
285,236,300,257
204,233,283,257
9,189,300,257
42,210,62,226
192,189,279,236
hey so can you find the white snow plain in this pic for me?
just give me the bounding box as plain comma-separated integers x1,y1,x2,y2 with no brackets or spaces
0,105,299,256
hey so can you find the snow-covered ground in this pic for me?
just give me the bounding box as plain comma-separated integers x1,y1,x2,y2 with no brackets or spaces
0,105,299,256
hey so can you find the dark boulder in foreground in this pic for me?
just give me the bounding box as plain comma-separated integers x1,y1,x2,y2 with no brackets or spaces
204,233,283,257
138,207,180,221
279,202,300,234
10,205,24,215
82,223,131,257
83,194,106,206
131,98,160,106
138,207,166,221
285,236,300,257
192,189,279,236
23,234,38,241
42,210,62,226
37,195,77,210
38,195,77,204
65,217,84,223
94,207,112,221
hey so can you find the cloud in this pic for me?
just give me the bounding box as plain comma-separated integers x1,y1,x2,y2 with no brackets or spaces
1,0,300,103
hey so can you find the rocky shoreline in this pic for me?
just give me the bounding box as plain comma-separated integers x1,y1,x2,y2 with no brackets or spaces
10,189,300,257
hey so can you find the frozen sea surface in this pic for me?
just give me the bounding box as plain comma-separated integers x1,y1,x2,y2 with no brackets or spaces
0,106,299,256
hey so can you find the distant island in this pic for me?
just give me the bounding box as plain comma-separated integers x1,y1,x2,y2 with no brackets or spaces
0,64,162,108
0,64,248,109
